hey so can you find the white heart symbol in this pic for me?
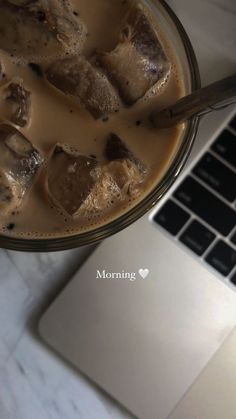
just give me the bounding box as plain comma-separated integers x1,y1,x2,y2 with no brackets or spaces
138,268,149,279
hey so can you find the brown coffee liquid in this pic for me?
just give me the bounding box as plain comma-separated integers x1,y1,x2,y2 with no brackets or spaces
0,0,186,238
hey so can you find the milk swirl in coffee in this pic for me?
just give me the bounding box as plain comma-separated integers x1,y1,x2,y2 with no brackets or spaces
0,0,185,238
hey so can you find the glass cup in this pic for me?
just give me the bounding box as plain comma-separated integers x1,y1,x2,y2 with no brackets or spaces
0,0,201,251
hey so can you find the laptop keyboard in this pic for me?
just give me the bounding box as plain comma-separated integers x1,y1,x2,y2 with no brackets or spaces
154,114,236,285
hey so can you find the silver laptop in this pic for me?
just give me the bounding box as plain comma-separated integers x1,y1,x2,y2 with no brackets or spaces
39,2,236,419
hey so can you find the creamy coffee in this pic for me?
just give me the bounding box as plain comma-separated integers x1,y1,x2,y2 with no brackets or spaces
0,0,185,238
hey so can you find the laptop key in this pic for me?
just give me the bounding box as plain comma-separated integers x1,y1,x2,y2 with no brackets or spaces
174,176,236,236
205,240,236,276
193,152,236,202
229,115,236,131
179,220,216,256
230,271,236,286
211,129,236,168
154,200,190,235
231,232,236,246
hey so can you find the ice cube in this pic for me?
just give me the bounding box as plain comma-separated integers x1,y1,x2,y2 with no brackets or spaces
103,159,145,194
28,0,87,51
0,124,43,213
104,133,146,174
46,56,120,118
0,79,31,127
47,145,98,216
0,0,86,62
99,2,170,104
48,138,147,219
78,159,145,216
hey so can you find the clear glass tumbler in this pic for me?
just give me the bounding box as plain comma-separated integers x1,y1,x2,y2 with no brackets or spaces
0,0,200,251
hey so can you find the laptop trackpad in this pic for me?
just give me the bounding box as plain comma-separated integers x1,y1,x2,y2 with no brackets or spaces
39,220,236,419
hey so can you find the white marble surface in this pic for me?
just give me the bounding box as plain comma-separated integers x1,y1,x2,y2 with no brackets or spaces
0,1,235,418
0,247,133,419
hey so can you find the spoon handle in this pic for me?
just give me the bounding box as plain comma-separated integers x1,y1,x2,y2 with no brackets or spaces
151,74,236,128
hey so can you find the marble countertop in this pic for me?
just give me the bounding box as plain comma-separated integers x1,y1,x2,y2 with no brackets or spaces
0,1,235,418
0,247,133,419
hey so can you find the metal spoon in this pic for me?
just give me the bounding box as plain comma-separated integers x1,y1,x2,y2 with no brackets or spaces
151,73,236,129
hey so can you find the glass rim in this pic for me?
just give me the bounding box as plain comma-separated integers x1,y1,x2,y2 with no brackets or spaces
0,0,201,252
